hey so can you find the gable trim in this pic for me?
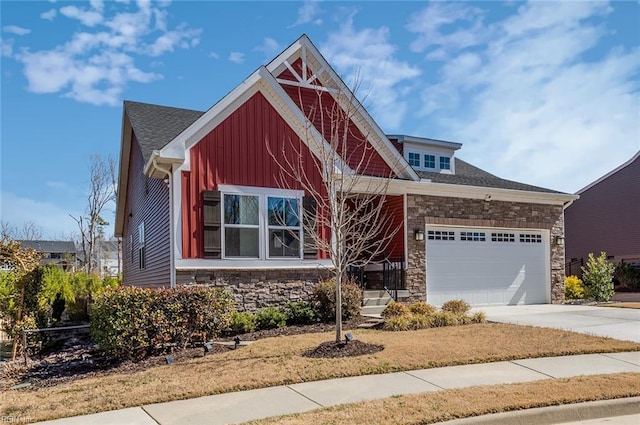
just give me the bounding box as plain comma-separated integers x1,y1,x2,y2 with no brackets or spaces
576,151,640,195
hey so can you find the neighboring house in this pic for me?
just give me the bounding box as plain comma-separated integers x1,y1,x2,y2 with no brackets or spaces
115,35,577,309
97,240,121,278
565,151,640,273
17,240,78,271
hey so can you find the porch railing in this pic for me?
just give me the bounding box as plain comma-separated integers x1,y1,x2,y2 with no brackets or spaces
383,259,405,301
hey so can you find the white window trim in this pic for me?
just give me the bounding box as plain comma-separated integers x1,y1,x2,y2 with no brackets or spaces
218,184,305,261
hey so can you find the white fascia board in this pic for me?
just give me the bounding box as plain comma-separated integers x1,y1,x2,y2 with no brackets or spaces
143,150,186,178
347,175,579,205
157,70,265,165
388,134,463,150
114,111,132,237
175,258,334,270
266,36,419,182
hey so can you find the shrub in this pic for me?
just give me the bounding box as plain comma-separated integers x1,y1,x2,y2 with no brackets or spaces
408,302,437,316
565,275,585,299
255,307,287,330
311,278,362,322
283,301,316,325
431,311,460,327
229,311,257,334
408,313,433,330
381,302,410,318
614,263,640,291
582,252,615,302
90,286,234,360
470,311,487,324
383,315,410,331
441,299,470,315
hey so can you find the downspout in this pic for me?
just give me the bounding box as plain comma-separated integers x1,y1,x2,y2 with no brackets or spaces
152,157,176,288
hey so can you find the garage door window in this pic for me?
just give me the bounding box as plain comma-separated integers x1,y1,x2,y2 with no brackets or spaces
520,234,542,243
491,232,515,242
428,230,455,241
460,231,486,241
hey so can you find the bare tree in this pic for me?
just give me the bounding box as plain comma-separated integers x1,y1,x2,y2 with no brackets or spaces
268,82,401,343
71,155,116,274
0,220,43,240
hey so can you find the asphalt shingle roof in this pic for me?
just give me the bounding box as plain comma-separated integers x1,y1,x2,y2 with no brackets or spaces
416,158,563,194
124,100,204,163
18,240,77,253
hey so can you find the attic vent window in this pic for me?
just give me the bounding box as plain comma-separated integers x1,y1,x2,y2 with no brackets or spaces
424,154,435,169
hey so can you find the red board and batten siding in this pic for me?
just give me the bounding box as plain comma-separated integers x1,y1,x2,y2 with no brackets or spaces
277,64,395,178
123,134,171,288
565,154,640,262
181,91,329,258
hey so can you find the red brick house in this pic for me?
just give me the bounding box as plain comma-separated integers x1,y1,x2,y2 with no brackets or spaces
115,35,577,309
565,151,640,271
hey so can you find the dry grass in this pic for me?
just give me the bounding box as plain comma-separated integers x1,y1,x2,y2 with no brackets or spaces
250,373,640,425
2,323,639,422
598,302,640,309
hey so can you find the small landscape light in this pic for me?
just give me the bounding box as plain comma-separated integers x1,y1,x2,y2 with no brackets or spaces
204,342,212,354
166,355,173,364
345,333,353,343
234,336,241,349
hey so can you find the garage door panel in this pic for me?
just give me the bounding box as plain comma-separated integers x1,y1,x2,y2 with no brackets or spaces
426,227,548,307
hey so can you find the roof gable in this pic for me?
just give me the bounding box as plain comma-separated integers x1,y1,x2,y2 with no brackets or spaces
150,34,418,181
576,151,640,195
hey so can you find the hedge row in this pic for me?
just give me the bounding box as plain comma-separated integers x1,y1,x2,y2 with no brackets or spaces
90,286,234,360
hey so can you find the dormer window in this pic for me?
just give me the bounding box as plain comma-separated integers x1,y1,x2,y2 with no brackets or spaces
424,154,435,169
440,157,451,170
408,152,420,167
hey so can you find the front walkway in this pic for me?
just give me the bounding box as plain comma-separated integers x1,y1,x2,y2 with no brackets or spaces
476,304,640,343
37,352,640,425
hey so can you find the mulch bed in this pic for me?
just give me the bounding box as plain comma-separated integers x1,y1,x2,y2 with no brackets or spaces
303,340,384,358
0,316,373,390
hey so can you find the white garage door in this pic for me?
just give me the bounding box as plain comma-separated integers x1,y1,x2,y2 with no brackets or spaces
426,227,549,307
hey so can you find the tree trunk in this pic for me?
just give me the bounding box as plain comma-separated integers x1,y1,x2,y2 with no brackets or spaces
335,273,343,343
11,282,26,360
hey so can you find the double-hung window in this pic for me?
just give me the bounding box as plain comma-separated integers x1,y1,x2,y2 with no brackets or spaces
440,156,451,170
219,186,304,260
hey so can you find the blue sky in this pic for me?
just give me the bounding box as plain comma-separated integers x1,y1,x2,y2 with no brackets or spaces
1,0,639,239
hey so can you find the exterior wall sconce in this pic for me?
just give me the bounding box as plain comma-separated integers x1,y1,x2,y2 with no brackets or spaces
555,235,565,246
414,229,425,241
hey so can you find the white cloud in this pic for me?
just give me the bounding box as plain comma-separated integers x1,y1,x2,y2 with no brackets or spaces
321,16,421,130
0,191,85,240
59,5,104,27
228,51,245,64
40,9,57,21
3,25,31,36
209,51,219,60
290,0,322,27
1,38,13,57
409,1,640,193
254,37,281,58
11,2,201,106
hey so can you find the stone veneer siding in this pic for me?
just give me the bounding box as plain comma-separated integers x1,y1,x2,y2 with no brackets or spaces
176,268,331,312
405,194,566,304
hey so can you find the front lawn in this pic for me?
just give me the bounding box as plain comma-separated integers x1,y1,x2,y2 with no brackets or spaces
2,323,639,422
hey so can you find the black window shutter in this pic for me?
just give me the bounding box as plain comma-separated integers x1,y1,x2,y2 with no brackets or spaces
302,196,318,259
203,191,221,258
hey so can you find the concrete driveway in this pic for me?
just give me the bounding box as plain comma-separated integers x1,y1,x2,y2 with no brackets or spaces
475,304,640,343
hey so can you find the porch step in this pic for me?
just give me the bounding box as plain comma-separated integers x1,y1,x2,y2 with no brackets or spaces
363,290,391,299
361,304,388,316
357,318,385,329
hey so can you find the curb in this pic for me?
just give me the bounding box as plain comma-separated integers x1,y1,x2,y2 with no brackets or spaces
432,396,640,425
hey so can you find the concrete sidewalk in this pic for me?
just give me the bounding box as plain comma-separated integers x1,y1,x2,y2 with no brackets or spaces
37,351,640,425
